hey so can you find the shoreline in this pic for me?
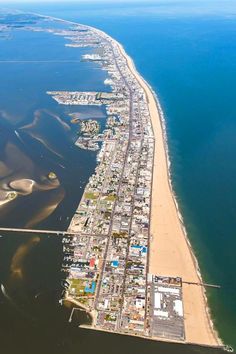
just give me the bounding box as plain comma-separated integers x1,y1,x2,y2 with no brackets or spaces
144,80,221,345
80,324,224,348
32,12,222,347
151,84,221,346
116,44,221,346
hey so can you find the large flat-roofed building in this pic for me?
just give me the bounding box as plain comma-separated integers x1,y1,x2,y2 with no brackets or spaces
148,275,185,341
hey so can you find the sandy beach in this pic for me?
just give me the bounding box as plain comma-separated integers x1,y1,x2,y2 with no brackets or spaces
116,44,221,346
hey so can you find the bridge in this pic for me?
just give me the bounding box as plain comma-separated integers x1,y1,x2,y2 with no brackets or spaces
0,227,107,238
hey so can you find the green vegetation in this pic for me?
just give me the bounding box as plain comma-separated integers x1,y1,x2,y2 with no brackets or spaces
7,191,17,201
112,231,128,239
104,211,111,220
127,261,133,268
70,279,82,286
104,194,116,201
92,246,102,252
105,314,116,322
48,171,57,180
84,192,99,200
69,279,86,296
78,210,87,216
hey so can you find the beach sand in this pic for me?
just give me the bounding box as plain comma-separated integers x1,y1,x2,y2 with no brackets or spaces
116,44,221,346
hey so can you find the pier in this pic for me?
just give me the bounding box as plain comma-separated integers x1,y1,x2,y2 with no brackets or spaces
183,281,221,289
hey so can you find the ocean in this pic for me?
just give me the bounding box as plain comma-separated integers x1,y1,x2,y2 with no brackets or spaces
0,1,235,353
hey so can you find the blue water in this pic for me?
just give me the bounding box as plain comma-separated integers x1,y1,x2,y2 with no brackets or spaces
0,20,108,228
0,0,236,352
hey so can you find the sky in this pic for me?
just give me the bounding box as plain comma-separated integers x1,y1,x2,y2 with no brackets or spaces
1,0,235,22
0,0,217,3
1,0,155,3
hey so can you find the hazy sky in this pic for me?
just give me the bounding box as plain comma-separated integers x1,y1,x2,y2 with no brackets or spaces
0,0,233,18
0,0,179,3
0,0,167,4
0,0,222,3
0,0,152,3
